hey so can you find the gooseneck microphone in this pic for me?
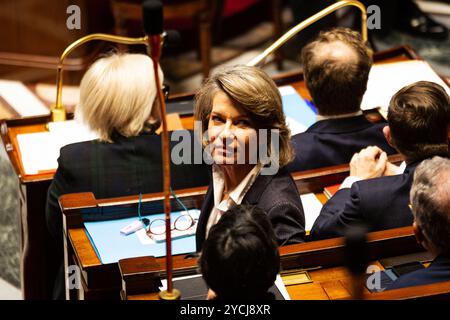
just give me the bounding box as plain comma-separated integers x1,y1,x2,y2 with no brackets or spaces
344,223,369,300
143,0,164,60
142,0,180,301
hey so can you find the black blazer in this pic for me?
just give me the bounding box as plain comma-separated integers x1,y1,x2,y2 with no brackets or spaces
310,162,421,240
288,115,397,172
46,130,210,299
196,167,306,250
387,255,450,290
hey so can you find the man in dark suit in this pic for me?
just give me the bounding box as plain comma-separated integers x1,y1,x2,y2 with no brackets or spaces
387,156,450,290
288,28,397,173
310,81,450,240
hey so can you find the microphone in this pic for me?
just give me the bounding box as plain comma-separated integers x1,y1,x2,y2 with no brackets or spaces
142,0,180,301
344,223,369,300
142,0,164,61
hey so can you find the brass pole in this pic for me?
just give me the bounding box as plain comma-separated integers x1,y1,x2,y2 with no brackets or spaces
149,35,180,301
247,0,368,67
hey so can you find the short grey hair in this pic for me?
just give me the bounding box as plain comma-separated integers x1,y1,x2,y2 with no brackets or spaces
410,156,450,254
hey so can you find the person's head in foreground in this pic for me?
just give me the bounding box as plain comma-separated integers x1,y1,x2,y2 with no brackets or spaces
384,80,450,164
386,156,450,290
194,64,293,174
76,53,163,142
199,204,280,300
301,27,372,116
410,156,450,257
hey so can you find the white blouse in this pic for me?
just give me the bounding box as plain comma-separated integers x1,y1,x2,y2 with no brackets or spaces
205,163,262,237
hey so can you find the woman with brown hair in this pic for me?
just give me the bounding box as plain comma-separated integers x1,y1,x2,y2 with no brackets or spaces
194,65,305,249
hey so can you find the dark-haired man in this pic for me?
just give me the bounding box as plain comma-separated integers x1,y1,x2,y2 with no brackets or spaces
311,81,450,240
288,28,396,172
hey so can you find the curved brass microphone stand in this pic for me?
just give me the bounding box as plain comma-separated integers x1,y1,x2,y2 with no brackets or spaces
51,33,150,122
53,33,179,300
247,0,368,67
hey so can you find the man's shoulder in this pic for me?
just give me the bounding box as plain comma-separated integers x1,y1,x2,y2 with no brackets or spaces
354,173,408,193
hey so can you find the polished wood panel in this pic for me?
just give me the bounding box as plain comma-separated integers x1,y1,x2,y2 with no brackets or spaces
113,225,424,300
0,0,114,83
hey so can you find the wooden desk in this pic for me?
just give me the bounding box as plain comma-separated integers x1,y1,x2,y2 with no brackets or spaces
121,227,450,301
59,154,405,300
0,46,422,299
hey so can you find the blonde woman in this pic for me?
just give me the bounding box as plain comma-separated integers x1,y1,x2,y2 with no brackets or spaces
194,65,305,250
46,53,209,299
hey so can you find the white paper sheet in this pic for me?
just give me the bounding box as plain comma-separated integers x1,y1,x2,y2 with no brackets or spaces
275,274,291,300
362,60,450,112
16,132,55,174
16,120,98,175
300,193,323,232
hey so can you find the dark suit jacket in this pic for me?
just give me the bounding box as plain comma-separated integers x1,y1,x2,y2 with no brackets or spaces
387,255,450,290
310,162,421,240
46,130,210,299
196,167,306,250
287,115,397,172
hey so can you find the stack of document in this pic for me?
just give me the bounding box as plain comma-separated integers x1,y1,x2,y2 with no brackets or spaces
300,193,323,231
16,120,98,175
361,60,450,118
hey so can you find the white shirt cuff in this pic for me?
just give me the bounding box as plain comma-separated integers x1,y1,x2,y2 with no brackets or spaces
339,176,363,190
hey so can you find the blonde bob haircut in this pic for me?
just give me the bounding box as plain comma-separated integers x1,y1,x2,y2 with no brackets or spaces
76,53,163,142
194,65,294,168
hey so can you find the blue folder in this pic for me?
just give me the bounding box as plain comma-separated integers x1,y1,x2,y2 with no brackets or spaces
281,87,317,132
84,209,200,264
